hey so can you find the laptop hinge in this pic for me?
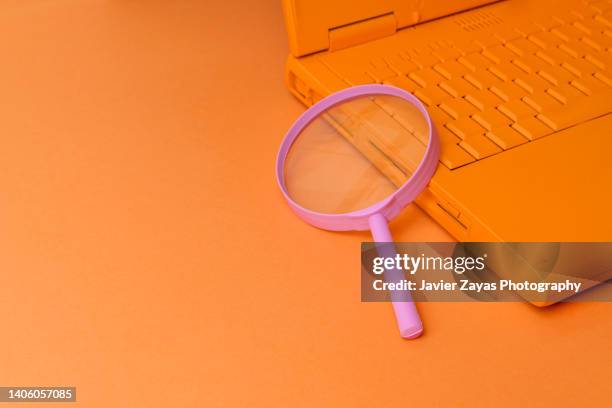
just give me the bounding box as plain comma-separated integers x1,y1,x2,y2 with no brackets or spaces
328,12,396,52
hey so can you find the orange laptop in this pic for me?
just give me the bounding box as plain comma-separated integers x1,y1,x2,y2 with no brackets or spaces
282,0,612,296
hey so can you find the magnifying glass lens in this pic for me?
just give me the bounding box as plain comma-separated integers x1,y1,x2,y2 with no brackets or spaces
284,94,431,214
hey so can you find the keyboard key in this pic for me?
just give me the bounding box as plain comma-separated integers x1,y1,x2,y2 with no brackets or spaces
536,47,574,65
331,67,373,85
559,39,595,58
572,5,599,19
506,38,541,56
372,96,397,118
593,1,612,13
494,26,523,43
546,83,587,104
433,61,466,80
414,86,451,106
472,108,512,130
387,112,429,146
582,32,612,51
383,75,419,92
552,11,579,25
428,105,453,126
594,71,612,86
465,89,504,111
535,16,563,31
591,1,612,14
536,90,612,130
460,133,502,159
465,70,503,90
561,58,598,77
437,127,476,169
551,25,584,41
364,103,427,150
538,64,576,85
361,118,430,175
432,47,462,61
438,78,476,98
483,45,516,63
513,73,551,93
458,53,493,72
585,51,612,70
371,95,431,145
409,68,445,87
570,75,609,94
522,91,564,112
452,39,482,55
487,125,528,149
497,99,537,121
490,81,527,101
573,19,609,36
367,60,397,82
528,31,563,49
445,117,484,139
384,54,419,75
446,119,501,159
594,14,612,29
325,55,375,85
512,55,551,74
401,49,419,60
475,36,500,49
439,98,478,119
511,116,554,140
515,22,542,37
410,52,441,69
488,63,529,82
427,41,446,52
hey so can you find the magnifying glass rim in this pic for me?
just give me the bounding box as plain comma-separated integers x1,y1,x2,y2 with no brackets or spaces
276,84,440,231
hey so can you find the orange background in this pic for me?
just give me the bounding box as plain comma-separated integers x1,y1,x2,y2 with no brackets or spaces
0,1,609,407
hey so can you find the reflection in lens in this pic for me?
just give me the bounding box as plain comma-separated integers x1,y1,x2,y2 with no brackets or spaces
284,94,430,214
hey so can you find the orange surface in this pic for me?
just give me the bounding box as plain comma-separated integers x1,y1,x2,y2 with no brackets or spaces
0,1,610,407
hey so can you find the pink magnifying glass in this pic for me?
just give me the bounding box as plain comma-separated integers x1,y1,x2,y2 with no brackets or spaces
276,84,439,339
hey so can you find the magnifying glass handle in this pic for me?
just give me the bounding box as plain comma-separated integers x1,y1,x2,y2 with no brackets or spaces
369,213,423,339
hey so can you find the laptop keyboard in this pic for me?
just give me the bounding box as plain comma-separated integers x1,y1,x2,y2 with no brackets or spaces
321,0,612,170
